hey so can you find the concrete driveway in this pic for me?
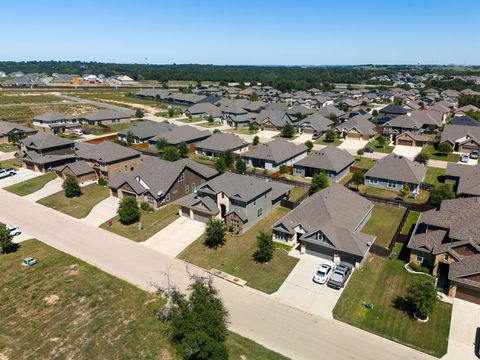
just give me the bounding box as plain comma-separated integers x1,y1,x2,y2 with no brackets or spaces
82,196,120,226
338,138,368,154
272,254,346,319
393,145,422,160
0,169,42,188
457,156,478,166
447,298,480,359
141,216,205,257
292,133,313,144
24,178,63,202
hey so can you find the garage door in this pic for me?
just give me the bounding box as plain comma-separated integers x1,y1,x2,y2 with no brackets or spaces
347,133,361,139
180,206,190,217
192,210,210,223
398,140,413,146
305,242,334,261
456,285,480,305
26,163,35,171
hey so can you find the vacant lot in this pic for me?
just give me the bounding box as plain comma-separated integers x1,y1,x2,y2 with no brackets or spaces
37,184,110,218
101,203,179,242
0,94,62,105
361,205,405,248
5,172,56,196
333,245,452,358
178,206,299,294
0,103,99,122
0,240,287,360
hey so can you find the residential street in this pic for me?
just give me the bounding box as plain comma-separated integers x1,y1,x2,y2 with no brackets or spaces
0,188,433,360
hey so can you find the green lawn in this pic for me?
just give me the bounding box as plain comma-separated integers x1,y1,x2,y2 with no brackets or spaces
314,136,343,146
400,211,421,235
0,158,20,168
4,172,57,196
37,184,110,218
189,154,216,167
361,205,406,248
226,128,258,135
0,239,287,360
358,185,429,204
0,143,17,152
178,206,299,294
366,137,394,153
423,145,460,162
289,186,308,202
353,156,376,170
425,167,446,186
100,203,180,242
197,121,222,128
333,246,452,358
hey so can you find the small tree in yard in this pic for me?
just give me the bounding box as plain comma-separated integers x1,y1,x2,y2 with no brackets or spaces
414,151,429,165
164,146,180,161
405,279,438,320
207,115,214,124
325,129,336,142
168,108,175,118
235,158,247,174
223,150,234,168
279,164,289,175
249,123,256,132
305,140,314,152
377,135,386,148
63,175,81,198
253,232,274,263
177,142,189,158
125,130,135,146
438,141,452,156
310,172,329,193
0,225,14,254
252,135,260,145
372,109,378,117
215,157,226,173
281,123,295,138
135,109,144,118
429,184,455,207
352,171,365,189
204,219,227,249
156,138,168,152
118,197,140,225
213,128,221,134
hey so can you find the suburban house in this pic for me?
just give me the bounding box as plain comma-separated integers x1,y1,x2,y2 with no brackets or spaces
75,141,141,181
451,116,480,127
80,109,131,126
445,163,480,197
440,124,480,153
379,104,408,117
335,114,376,140
254,109,291,130
317,104,345,119
296,113,334,136
54,161,97,184
118,121,176,144
185,103,222,120
408,197,480,303
272,184,375,265
32,112,80,134
394,131,428,147
194,133,248,158
177,172,291,232
365,154,426,197
0,120,37,143
148,125,211,147
109,156,218,209
17,133,77,172
293,146,354,182
242,138,308,171
454,105,479,117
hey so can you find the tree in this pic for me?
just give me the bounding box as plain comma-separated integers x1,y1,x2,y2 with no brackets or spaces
0,225,14,254
177,142,189,158
8,132,23,143
252,135,260,146
250,92,259,101
156,138,168,152
399,183,410,198
429,184,455,207
125,130,135,146
328,114,339,125
437,142,452,156
325,129,336,142
377,135,386,148
305,140,314,152
165,277,229,360
164,146,180,161
310,172,329,193
372,109,378,117
279,164,289,175
63,175,81,198
168,108,175,118
207,115,214,124
253,232,274,263
281,123,295,138
135,109,144,118
223,150,234,168
248,122,256,132
405,279,438,320
118,197,140,225
215,157,226,173
352,171,365,189
235,158,246,174
414,151,429,165
204,219,227,248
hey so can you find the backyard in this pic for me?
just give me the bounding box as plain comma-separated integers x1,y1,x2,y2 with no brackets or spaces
288,186,308,202
0,239,286,360
4,172,56,196
353,156,376,170
37,184,110,218
425,167,446,186
400,211,421,236
178,206,299,294
333,244,452,358
361,205,406,248
100,203,179,242
355,185,430,204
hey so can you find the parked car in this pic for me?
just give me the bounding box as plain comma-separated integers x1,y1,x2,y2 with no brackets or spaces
460,154,470,163
0,168,16,179
327,262,353,289
363,147,374,153
313,261,335,284
470,150,479,160
312,133,321,140
6,225,21,236
74,129,84,136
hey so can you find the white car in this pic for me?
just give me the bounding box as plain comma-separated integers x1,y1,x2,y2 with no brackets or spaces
6,225,21,236
0,168,16,179
73,129,84,136
460,154,470,163
313,262,335,284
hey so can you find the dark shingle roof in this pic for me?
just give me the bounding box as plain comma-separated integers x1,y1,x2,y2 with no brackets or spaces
243,139,307,164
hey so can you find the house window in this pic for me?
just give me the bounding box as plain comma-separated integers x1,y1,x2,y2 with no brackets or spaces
124,165,128,171
201,179,206,185
147,196,155,205
387,180,397,188
257,208,263,217
416,251,427,263
178,173,185,182
130,166,134,171
191,183,195,192
165,193,170,202
369,178,378,184
231,219,239,228
276,231,287,241
185,185,189,193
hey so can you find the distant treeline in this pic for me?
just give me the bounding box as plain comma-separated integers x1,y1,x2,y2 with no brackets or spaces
1,61,480,92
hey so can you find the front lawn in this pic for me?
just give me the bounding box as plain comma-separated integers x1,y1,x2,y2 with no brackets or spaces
226,128,258,135
37,184,110,218
315,136,343,146
178,206,299,294
0,143,17,152
0,158,20,168
333,246,452,358
4,172,57,196
400,211,421,235
0,239,286,359
423,145,460,162
425,167,445,186
100,203,179,242
366,136,394,153
361,205,406,248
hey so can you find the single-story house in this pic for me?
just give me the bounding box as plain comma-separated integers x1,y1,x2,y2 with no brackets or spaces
296,113,333,136
379,104,408,117
118,121,176,144
80,109,132,126
0,120,37,143
335,114,376,140
195,133,248,158
185,103,222,120
440,124,480,153
450,116,480,127
32,112,80,135
454,105,479,117
254,109,291,131
395,131,428,147
316,105,345,119
148,125,211,147
445,163,480,197
54,161,97,184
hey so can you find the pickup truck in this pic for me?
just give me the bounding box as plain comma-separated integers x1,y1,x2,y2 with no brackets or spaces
327,262,353,289
0,168,16,179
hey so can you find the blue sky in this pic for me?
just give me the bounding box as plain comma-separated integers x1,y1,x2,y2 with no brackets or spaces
1,0,479,65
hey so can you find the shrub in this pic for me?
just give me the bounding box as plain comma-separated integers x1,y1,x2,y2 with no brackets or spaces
215,157,226,173
204,219,227,248
437,141,452,155
140,201,154,212
118,197,140,225
325,129,336,142
164,146,180,161
414,151,429,165
304,140,313,152
310,172,329,193
98,177,108,186
135,109,144,118
408,262,430,274
279,164,289,175
63,175,81,198
235,158,247,174
252,135,260,145
223,150,234,168
357,149,364,155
